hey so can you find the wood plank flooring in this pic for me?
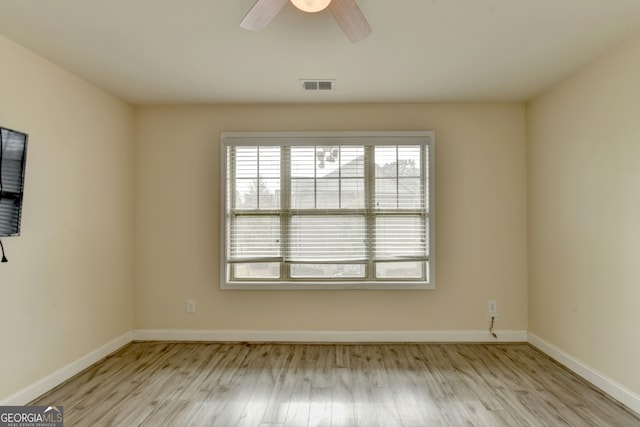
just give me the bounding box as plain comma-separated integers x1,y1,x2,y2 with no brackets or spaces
31,342,640,426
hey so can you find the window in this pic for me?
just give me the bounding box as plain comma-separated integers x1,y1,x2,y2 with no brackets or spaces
221,131,435,289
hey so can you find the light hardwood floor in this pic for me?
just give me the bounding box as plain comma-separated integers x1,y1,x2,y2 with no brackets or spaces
31,342,640,426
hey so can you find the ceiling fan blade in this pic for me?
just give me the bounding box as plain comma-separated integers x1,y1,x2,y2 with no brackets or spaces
240,0,289,31
328,0,372,43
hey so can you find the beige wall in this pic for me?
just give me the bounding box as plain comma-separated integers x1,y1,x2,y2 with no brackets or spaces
527,34,640,394
134,103,528,332
0,35,134,399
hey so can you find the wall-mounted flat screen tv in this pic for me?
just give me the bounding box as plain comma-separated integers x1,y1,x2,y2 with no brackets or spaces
0,127,28,236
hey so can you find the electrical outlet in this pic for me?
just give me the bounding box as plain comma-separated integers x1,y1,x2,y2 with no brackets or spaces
487,312,500,322
488,300,497,314
186,299,196,313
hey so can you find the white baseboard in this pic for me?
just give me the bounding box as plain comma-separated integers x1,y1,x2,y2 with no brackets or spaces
132,329,528,343
528,332,640,416
0,331,132,406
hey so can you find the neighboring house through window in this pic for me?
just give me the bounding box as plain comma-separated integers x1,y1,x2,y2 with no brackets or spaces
221,131,435,290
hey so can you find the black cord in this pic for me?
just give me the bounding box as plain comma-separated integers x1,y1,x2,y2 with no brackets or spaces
0,239,7,263
490,316,497,339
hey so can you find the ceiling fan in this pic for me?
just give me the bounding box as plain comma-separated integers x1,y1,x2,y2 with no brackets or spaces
240,0,372,43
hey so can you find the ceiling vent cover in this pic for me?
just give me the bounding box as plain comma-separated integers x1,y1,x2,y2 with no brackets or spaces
300,79,335,92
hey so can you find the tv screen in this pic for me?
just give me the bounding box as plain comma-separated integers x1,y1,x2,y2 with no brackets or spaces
0,127,28,237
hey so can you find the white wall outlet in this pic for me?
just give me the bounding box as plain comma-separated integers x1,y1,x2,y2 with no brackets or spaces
488,300,497,314
487,300,499,321
186,299,196,313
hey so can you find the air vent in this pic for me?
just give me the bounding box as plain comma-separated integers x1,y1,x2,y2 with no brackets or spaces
300,79,335,92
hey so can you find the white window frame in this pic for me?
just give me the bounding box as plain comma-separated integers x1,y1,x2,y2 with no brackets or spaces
220,131,435,290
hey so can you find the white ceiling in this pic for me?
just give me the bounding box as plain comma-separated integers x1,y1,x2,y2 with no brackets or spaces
1,0,640,105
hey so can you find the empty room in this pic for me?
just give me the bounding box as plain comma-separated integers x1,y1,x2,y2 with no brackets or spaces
1,0,639,426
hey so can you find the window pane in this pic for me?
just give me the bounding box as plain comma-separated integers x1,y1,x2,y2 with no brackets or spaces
234,178,280,210
341,178,364,208
375,145,423,209
258,178,280,210
290,264,365,278
235,178,257,209
291,178,315,209
230,216,280,260
291,146,315,177
340,146,364,177
289,216,366,261
233,146,280,210
375,178,397,209
376,262,424,279
235,146,257,178
397,146,421,177
375,146,397,177
259,146,280,178
375,216,426,259
398,178,421,209
317,178,339,209
233,263,280,279
375,145,421,177
376,181,423,209
315,146,340,177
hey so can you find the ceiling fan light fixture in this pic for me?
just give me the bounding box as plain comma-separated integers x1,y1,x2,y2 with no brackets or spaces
290,0,332,13
241,0,371,43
